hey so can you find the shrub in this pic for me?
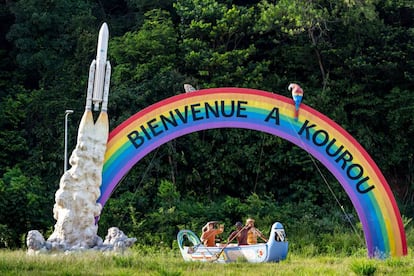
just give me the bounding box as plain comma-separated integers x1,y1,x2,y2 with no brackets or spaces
350,259,377,276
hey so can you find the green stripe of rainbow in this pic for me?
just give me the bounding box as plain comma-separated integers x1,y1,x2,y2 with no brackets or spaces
99,88,406,258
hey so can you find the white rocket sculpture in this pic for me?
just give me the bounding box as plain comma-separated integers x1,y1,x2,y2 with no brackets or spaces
47,23,112,250
86,23,111,112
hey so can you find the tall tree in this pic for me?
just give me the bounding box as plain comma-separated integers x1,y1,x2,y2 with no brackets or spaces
7,0,96,90
175,0,270,88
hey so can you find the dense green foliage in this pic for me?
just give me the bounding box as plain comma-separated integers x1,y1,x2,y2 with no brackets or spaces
0,0,413,252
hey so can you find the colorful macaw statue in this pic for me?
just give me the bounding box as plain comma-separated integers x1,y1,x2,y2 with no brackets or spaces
184,84,197,93
288,83,304,121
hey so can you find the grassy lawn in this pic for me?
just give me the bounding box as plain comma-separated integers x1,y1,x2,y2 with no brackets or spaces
0,248,413,275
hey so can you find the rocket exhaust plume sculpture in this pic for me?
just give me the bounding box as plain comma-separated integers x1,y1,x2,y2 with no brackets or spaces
87,23,111,112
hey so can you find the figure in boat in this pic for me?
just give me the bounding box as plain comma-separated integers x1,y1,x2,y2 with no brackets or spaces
228,221,248,245
201,221,224,247
245,218,268,245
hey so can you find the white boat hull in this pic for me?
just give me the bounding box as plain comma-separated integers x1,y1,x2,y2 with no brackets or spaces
177,222,288,263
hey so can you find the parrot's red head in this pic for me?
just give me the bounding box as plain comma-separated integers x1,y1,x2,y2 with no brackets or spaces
288,83,303,96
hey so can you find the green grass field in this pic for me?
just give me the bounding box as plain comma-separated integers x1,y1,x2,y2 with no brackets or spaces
0,247,413,276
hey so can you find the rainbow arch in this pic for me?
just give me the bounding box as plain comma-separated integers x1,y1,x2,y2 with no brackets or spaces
99,87,407,258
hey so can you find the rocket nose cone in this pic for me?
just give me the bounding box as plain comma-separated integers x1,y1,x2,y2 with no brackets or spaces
99,22,109,33
97,22,109,55
100,22,108,30
99,22,109,38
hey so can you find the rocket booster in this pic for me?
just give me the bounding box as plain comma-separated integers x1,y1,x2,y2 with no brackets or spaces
86,23,111,112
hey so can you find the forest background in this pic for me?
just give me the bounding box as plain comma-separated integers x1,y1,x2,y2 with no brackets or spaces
0,0,413,255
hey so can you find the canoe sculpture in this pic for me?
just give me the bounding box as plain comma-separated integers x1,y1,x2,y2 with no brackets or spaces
177,222,288,263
